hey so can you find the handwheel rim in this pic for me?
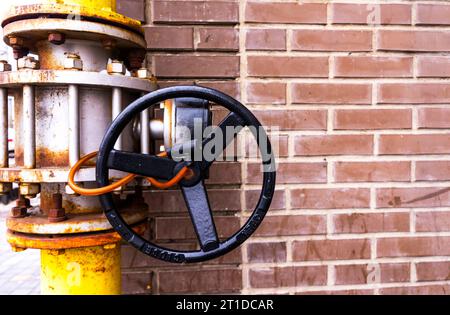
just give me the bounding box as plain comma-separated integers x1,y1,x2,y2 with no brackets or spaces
96,85,276,263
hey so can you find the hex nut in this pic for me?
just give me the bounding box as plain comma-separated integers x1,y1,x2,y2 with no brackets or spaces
0,61,12,72
8,36,24,48
64,53,83,71
137,68,152,79
48,33,66,45
18,56,40,70
48,208,67,223
11,206,27,218
107,60,126,75
19,183,40,197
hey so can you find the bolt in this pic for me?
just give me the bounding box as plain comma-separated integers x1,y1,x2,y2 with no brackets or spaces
107,60,126,75
18,56,40,70
11,203,27,218
64,52,83,71
127,49,146,72
13,47,29,60
102,38,117,51
48,193,66,223
8,36,24,48
16,196,30,208
0,60,12,72
19,183,40,198
48,32,66,45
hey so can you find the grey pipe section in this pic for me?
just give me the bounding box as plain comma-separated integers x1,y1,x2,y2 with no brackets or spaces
23,85,35,169
68,84,80,167
112,87,122,150
140,109,150,154
0,88,8,168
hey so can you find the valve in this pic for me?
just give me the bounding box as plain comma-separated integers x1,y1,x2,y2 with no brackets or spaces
92,85,277,263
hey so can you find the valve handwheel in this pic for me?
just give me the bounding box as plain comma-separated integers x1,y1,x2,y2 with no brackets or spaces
96,86,276,263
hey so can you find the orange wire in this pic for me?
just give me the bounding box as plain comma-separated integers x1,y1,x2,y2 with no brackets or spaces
68,151,190,196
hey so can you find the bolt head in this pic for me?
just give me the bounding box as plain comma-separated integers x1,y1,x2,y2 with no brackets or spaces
19,183,40,197
64,55,83,71
137,68,152,79
48,33,66,45
8,36,24,47
18,56,40,70
0,61,12,72
11,206,27,218
107,60,126,75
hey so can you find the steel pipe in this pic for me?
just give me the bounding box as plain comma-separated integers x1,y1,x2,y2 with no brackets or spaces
112,87,122,150
23,85,35,169
0,88,8,168
140,109,150,154
68,84,80,167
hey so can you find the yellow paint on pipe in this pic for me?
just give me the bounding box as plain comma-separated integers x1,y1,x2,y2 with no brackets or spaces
41,0,116,11
40,243,121,295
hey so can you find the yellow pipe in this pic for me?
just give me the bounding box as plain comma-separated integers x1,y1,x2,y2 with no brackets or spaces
41,0,117,11
40,243,121,295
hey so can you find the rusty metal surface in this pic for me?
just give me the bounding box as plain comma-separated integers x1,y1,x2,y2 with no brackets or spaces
6,221,147,250
3,18,145,51
0,70,154,92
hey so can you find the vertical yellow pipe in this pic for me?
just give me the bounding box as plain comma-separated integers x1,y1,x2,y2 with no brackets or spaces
40,243,121,295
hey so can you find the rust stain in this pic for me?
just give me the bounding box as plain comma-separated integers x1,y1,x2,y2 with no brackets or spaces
36,147,69,167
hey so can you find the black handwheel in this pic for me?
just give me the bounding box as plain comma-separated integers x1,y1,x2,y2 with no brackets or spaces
96,86,276,263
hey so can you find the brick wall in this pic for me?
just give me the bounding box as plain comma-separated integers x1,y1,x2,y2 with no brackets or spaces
119,0,450,295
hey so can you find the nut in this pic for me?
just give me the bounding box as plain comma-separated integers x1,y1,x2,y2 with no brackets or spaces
19,183,40,198
11,206,27,218
8,36,24,48
48,208,66,223
137,68,152,79
64,53,83,71
102,38,117,50
107,60,126,75
13,47,29,60
18,56,40,70
0,182,12,195
0,60,12,72
48,33,66,45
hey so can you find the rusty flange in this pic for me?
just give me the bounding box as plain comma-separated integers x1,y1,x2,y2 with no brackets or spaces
6,221,147,250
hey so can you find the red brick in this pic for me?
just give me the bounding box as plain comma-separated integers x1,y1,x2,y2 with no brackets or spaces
416,161,450,181
333,213,410,234
145,189,241,213
292,30,372,52
254,215,326,237
416,262,450,281
332,3,411,25
417,56,450,77
291,188,370,209
117,0,145,21
153,1,239,24
122,272,152,295
195,27,238,51
253,109,327,131
334,56,413,78
378,30,450,52
145,26,193,50
247,242,286,263
247,162,326,185
246,134,288,158
206,162,241,185
378,83,450,104
245,190,285,211
247,56,328,78
155,216,240,241
159,269,242,293
197,81,240,100
334,109,412,130
379,134,450,155
294,135,373,156
334,161,411,183
377,237,450,258
154,55,239,78
418,108,450,128
377,187,450,208
245,2,327,24
249,266,327,288
247,82,286,105
416,211,450,232
246,29,286,51
292,83,372,105
293,239,371,261
335,263,410,285
380,285,450,295
417,4,450,25
298,289,374,295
